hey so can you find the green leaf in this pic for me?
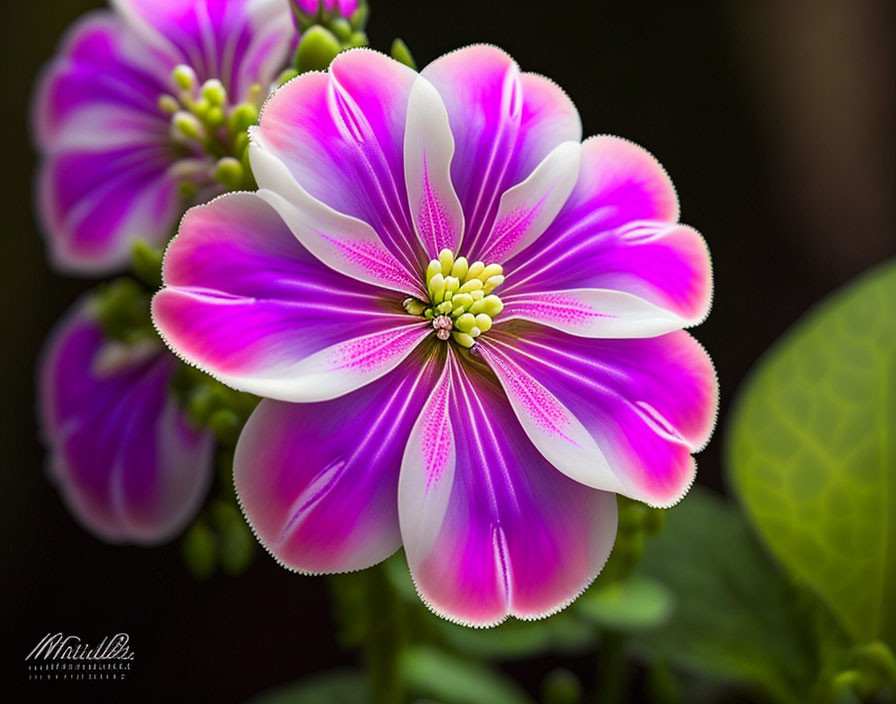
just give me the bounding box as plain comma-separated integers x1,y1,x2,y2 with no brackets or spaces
727,261,896,645
402,646,534,704
245,669,365,704
576,575,673,632
632,487,821,704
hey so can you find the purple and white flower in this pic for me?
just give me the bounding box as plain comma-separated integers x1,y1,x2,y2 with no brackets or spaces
152,45,716,625
32,0,295,274
39,296,214,544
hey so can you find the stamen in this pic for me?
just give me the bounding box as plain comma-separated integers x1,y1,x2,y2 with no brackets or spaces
404,249,506,348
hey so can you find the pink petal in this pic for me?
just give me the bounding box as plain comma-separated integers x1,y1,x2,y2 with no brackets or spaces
39,298,213,544
252,49,425,274
39,146,181,274
111,0,294,98
399,349,617,626
421,45,582,258
32,12,181,273
153,192,429,402
235,343,444,573
251,147,424,297
502,137,711,329
403,76,465,257
33,12,171,149
500,288,689,338
479,324,717,507
476,141,581,263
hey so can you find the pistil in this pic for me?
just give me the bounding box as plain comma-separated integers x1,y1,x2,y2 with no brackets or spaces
403,249,505,348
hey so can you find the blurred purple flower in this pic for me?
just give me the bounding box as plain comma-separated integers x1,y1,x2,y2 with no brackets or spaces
39,295,214,544
152,45,716,625
32,0,295,275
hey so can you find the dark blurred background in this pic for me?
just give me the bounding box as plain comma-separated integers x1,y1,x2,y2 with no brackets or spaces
2,0,894,701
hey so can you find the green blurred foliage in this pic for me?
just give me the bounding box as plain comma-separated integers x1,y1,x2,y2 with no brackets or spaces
402,645,534,704
632,487,837,703
728,261,896,646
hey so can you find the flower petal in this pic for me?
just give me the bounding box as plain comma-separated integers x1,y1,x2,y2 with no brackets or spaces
421,45,582,255
476,141,581,263
39,299,213,544
252,49,425,273
111,0,294,98
500,289,688,338
33,12,171,150
399,349,617,626
153,192,429,402
501,137,710,329
39,145,181,274
251,147,424,296
235,344,443,573
403,75,465,257
479,324,717,506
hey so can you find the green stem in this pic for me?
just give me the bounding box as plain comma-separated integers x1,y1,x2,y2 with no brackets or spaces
364,563,404,704
595,630,628,704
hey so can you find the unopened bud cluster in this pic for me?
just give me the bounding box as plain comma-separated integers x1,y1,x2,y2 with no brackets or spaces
158,65,261,195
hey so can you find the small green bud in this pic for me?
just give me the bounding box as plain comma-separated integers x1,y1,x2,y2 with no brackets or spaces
172,64,197,91
182,521,216,580
345,31,368,49
187,386,217,427
390,38,416,70
295,25,342,73
330,17,352,42
277,67,299,86
132,240,163,288
173,111,205,140
209,408,241,446
201,78,227,106
228,103,259,134
157,94,180,115
178,181,198,200
213,501,254,575
214,157,245,190
205,106,225,129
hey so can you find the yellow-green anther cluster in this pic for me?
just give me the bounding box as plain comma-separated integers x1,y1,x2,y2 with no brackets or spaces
402,249,505,348
159,65,262,192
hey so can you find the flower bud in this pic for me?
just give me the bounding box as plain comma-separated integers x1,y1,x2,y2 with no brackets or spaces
295,25,342,73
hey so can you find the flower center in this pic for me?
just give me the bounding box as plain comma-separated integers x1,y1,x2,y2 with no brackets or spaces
403,249,505,348
158,64,262,196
